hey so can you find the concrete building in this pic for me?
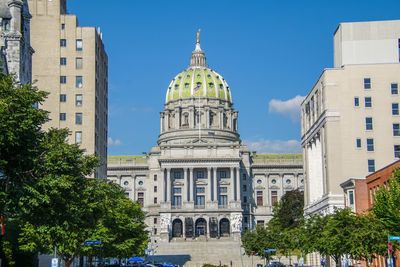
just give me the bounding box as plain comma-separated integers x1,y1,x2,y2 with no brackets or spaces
0,0,33,84
29,0,108,178
302,20,400,217
107,32,304,266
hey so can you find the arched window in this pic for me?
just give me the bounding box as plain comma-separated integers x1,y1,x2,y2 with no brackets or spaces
223,113,228,128
209,112,215,127
219,218,230,237
195,218,207,237
172,219,183,238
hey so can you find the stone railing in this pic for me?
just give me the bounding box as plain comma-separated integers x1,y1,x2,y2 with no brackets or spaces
108,156,148,167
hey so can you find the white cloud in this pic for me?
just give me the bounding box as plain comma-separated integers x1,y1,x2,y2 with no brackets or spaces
108,137,122,146
243,139,301,154
268,95,305,122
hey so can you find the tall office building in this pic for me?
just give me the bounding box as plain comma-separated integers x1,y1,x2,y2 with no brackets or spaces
302,20,400,216
28,0,108,178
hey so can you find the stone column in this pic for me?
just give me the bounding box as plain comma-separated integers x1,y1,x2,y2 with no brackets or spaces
161,169,166,202
236,167,241,201
166,168,171,203
219,110,224,129
213,168,218,202
189,168,194,202
206,108,210,128
176,108,181,129
207,168,212,202
183,168,188,202
160,113,164,133
230,167,235,202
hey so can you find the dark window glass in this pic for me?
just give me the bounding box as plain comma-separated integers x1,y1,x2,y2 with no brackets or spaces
364,97,372,107
368,159,375,172
393,124,400,136
59,113,66,121
391,83,398,95
365,117,373,130
60,39,66,47
395,145,400,158
271,191,278,205
364,78,371,89
59,94,67,102
354,97,359,107
75,113,82,125
256,191,263,206
60,76,67,84
392,103,399,115
356,138,362,148
60,57,67,65
367,138,374,151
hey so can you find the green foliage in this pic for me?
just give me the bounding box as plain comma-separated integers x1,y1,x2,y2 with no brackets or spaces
271,189,304,229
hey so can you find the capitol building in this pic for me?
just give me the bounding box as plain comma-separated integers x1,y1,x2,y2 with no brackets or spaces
107,32,303,265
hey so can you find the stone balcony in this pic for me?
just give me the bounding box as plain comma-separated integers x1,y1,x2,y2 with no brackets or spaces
161,201,242,212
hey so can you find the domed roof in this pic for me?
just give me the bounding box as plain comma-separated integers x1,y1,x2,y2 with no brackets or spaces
165,30,232,104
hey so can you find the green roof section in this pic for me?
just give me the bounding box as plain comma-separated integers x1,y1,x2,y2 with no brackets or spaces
253,154,302,159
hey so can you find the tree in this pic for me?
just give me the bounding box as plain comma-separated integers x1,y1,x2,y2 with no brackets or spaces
272,189,304,229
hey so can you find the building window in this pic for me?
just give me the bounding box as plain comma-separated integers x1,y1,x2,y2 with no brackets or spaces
243,196,247,203
123,181,129,186
75,113,82,125
356,138,362,148
244,216,248,224
174,171,182,179
137,192,144,207
196,170,204,179
364,97,372,108
173,187,182,194
219,195,228,207
271,191,278,206
173,196,182,207
195,196,205,207
59,113,66,121
392,103,399,115
59,94,67,102
354,97,359,107
60,39,66,47
242,173,246,180
196,187,205,194
243,185,247,192
75,94,83,106
76,76,83,88
154,174,157,181
348,190,354,205
154,186,157,192
154,218,157,224
395,145,400,158
61,23,65,30
364,78,371,89
219,187,227,194
257,220,265,226
391,83,398,95
393,124,400,136
153,228,157,235
220,171,227,178
60,76,67,84
368,159,375,172
60,57,67,65
154,197,157,204
366,138,374,152
76,39,83,51
75,131,82,144
256,191,263,206
76,57,83,69
365,117,373,130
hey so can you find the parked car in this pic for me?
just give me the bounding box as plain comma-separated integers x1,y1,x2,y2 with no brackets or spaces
267,261,286,267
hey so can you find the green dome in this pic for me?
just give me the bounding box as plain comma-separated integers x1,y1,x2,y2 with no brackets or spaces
165,67,232,103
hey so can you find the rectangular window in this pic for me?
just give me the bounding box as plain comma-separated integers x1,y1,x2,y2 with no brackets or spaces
365,117,373,130
257,220,265,226
256,191,263,206
60,57,67,65
75,76,83,88
59,113,66,121
75,113,82,125
392,103,399,115
395,145,400,158
76,39,83,51
196,187,205,194
75,57,83,69
61,23,65,30
393,124,400,136
364,78,371,89
354,97,359,107
60,76,67,84
172,196,181,207
220,171,227,178
154,174,157,181
392,83,398,95
368,159,375,172
364,97,372,107
59,94,67,102
243,185,247,192
137,192,144,207
219,187,227,194
153,197,157,204
196,170,204,179
244,216,248,223
173,187,182,194
356,138,362,148
218,195,228,206
174,171,182,179
348,190,354,205
242,173,246,180
75,94,82,106
75,131,82,144
195,195,205,207
154,186,157,192
271,191,278,206
154,218,157,224
367,138,374,152
60,39,66,47
243,196,247,203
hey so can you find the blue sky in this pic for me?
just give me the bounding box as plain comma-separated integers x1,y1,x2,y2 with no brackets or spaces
68,0,400,155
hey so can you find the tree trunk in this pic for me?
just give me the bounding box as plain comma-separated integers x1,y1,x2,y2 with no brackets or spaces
64,258,73,267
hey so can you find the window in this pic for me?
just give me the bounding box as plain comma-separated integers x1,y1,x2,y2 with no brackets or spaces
368,159,375,172
75,113,82,125
154,174,157,181
242,173,246,180
220,171,227,178
173,196,182,207
244,216,248,224
76,57,83,69
364,97,372,107
243,185,247,192
59,94,67,102
174,171,182,179
196,187,205,194
154,197,157,204
219,195,228,206
154,186,157,192
123,181,129,186
154,218,157,224
257,220,265,226
393,124,400,136
59,113,66,121
75,94,82,106
173,187,182,194
196,170,204,179
76,39,83,51
60,39,66,47
243,196,247,203
195,196,205,207
75,131,82,144
61,23,65,30
60,57,67,65
60,76,67,84
364,78,371,89
392,83,398,95
219,187,227,194
367,138,374,152
75,76,83,88
365,117,373,130
392,103,399,115
256,191,263,206
348,190,354,205
271,191,278,205
137,192,144,207
356,138,362,148
395,145,400,158
153,228,157,235
354,97,359,107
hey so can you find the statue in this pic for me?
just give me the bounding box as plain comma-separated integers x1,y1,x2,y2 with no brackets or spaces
196,29,201,44
230,213,243,232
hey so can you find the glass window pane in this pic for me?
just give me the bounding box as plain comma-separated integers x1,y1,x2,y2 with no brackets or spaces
76,76,83,88
76,58,83,69
76,39,83,51
75,131,82,144
75,113,82,125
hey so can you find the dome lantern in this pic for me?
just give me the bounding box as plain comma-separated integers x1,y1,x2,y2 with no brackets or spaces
190,29,207,67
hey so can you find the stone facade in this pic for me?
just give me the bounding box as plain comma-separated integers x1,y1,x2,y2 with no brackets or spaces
107,33,304,258
0,0,33,84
